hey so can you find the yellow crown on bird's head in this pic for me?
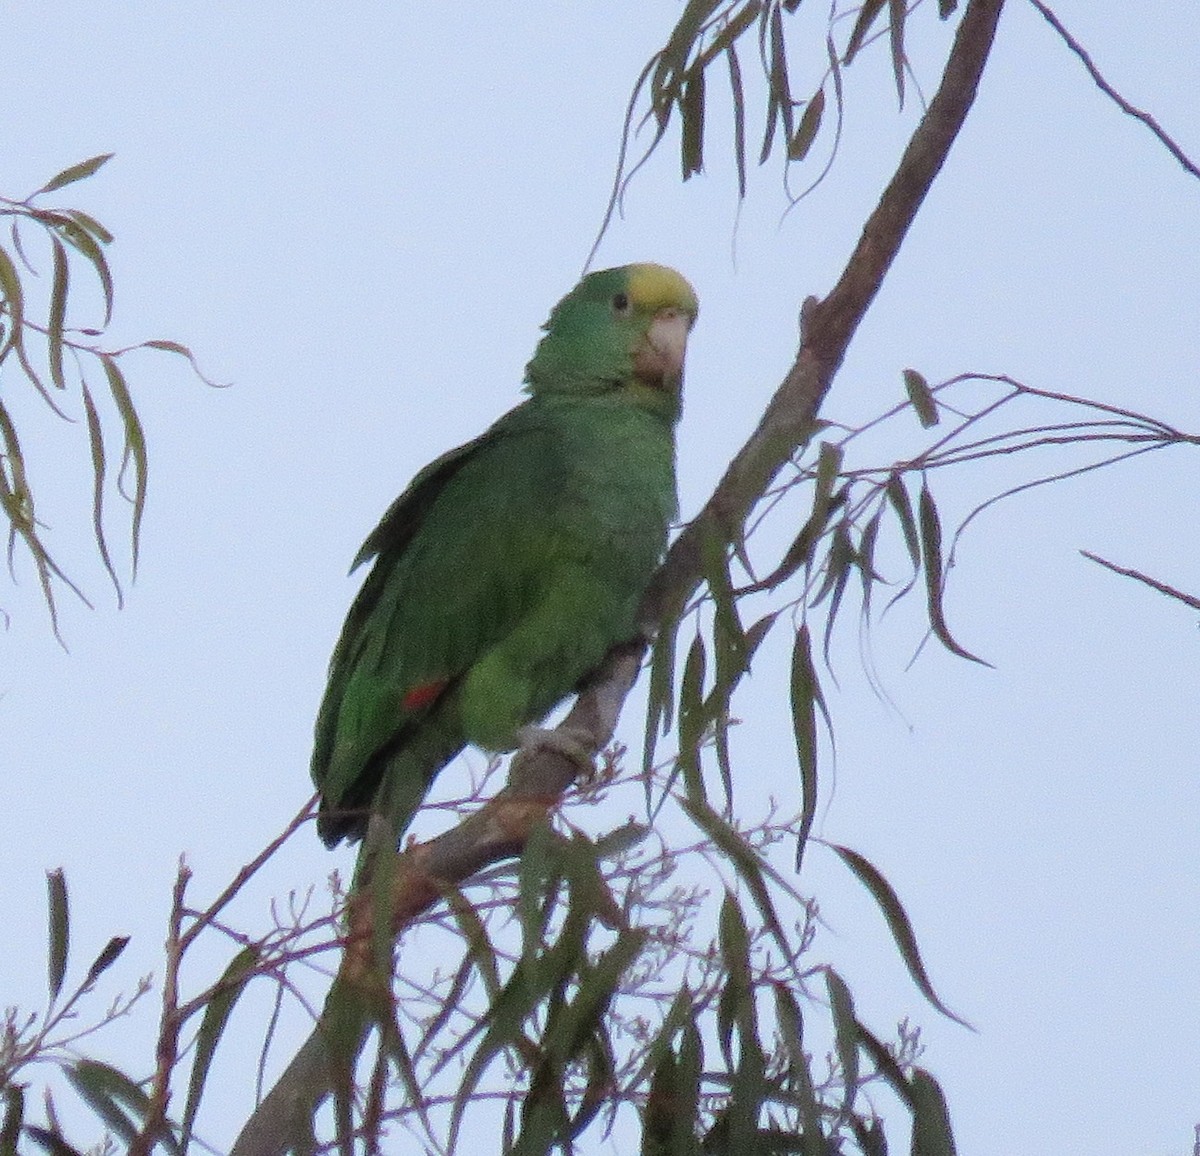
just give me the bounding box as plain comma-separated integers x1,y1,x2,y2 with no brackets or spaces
625,263,699,322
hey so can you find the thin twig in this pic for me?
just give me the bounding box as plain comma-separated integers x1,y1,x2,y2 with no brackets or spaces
1081,550,1200,612
1028,0,1200,181
133,860,191,1156
179,796,317,952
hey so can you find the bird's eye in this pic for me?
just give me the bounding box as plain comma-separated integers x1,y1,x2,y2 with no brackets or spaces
612,292,630,314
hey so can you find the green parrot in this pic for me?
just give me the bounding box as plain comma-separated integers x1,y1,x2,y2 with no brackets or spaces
311,262,698,847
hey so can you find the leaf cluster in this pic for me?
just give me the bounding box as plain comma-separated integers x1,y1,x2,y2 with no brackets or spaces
0,155,213,632
651,366,1200,844
1,869,149,1156
593,0,962,256
0,746,966,1156
274,763,960,1155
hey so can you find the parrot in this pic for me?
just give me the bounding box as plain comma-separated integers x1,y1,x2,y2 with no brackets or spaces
311,262,698,848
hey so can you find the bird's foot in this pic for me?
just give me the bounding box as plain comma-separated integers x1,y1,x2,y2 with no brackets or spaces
515,724,596,782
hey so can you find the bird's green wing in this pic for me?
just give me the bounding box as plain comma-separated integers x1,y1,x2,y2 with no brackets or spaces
312,406,573,843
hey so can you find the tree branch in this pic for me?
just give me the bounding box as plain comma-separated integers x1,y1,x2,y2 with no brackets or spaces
231,1,1006,1150
648,0,1006,614
1081,550,1200,612
1027,0,1200,182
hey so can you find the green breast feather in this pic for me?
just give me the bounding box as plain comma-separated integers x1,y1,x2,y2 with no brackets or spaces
312,263,698,846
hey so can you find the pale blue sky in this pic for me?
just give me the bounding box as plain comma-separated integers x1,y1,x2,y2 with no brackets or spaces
1,3,1198,1153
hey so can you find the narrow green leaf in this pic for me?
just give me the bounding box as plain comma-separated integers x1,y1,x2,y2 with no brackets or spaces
709,703,735,812
559,927,648,1059
100,355,148,575
0,396,82,630
644,610,680,779
717,892,768,1150
700,533,748,807
517,821,559,958
443,884,501,999
677,632,708,802
703,523,746,678
743,611,777,664
758,443,846,592
139,338,228,389
82,935,129,988
64,1063,141,1149
810,521,854,609
768,5,794,143
650,0,717,127
35,153,114,196
715,893,744,1065
46,869,69,1001
857,507,884,615
853,1018,915,1109
452,996,530,1153
1,1078,25,1156
830,844,971,1028
80,381,123,606
917,483,989,665
58,216,114,325
676,1017,702,1132
770,983,824,1151
757,1,794,166
695,1,762,68
723,1028,767,1153
885,474,920,569
788,88,825,161
566,1030,612,1139
814,440,843,503
909,1069,957,1156
680,67,706,179
0,401,32,528
823,968,860,1118
643,1031,701,1156
47,240,68,389
63,208,114,245
888,0,906,106
759,79,780,166
771,982,804,1073
680,796,799,965
380,1016,433,1145
76,1059,155,1115
790,625,820,870
0,244,26,362
718,889,751,987
821,531,857,663
851,1115,889,1156
628,985,696,1103
318,979,373,1155
181,946,260,1149
140,338,191,356
516,1068,566,1156
594,820,650,862
24,1125,87,1156
726,46,748,200
502,1097,517,1154
903,368,939,428
844,0,887,64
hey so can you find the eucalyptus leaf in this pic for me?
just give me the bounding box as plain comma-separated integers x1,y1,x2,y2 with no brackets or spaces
45,869,69,1001
35,153,114,196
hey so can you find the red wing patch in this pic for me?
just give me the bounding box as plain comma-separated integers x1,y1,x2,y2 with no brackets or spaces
402,680,449,712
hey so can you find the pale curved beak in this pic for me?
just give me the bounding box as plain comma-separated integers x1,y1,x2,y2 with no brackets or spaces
633,307,693,388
